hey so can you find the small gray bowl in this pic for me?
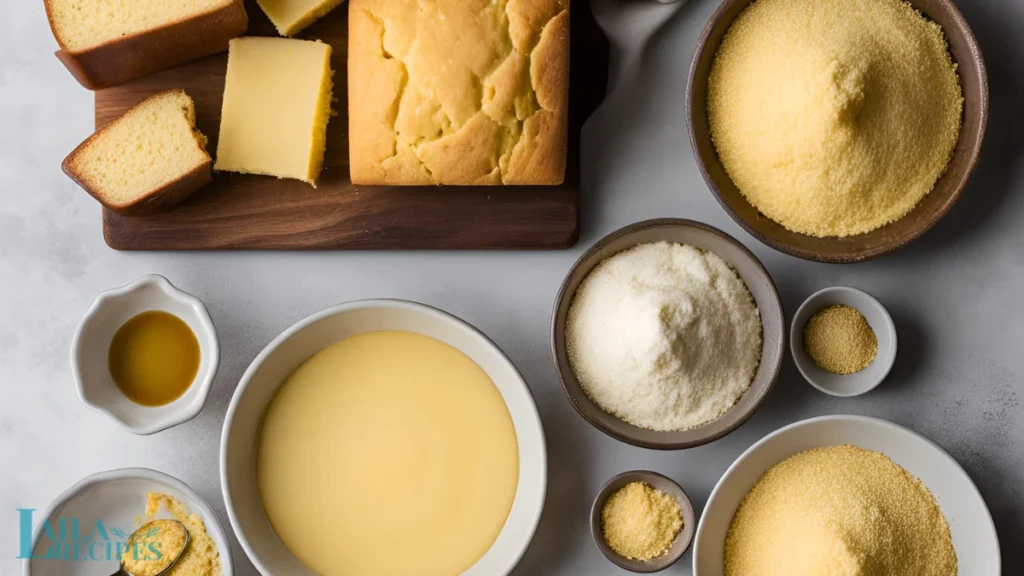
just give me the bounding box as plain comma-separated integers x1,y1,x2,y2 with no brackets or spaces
551,218,785,449
791,287,897,397
591,471,696,573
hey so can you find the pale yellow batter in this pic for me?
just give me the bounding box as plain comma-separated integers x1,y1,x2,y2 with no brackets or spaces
258,330,519,576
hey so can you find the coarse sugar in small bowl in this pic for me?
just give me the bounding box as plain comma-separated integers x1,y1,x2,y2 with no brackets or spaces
551,218,785,450
791,286,897,397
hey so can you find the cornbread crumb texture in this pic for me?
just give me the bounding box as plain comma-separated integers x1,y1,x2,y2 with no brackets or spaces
708,0,963,237
46,0,233,52
804,305,879,375
601,482,682,561
144,493,222,576
567,242,762,432
256,0,346,36
348,0,570,185
725,445,956,576
215,37,334,186
63,89,211,212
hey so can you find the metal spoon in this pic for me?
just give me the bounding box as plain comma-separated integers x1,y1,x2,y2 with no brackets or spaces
111,520,190,576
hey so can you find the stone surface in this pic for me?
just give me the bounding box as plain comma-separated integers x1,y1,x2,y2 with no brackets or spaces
1,0,1021,574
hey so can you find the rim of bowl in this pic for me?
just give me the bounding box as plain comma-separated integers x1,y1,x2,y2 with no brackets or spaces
685,0,989,263
692,414,1000,575
220,298,547,576
22,467,234,576
70,274,220,436
550,218,785,450
590,470,697,573
790,286,898,397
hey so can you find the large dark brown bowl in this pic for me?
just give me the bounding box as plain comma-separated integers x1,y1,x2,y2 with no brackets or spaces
551,219,785,450
687,0,988,263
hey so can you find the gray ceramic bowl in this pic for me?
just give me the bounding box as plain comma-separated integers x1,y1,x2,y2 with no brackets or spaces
791,287,897,397
591,471,696,573
687,0,988,263
551,218,785,449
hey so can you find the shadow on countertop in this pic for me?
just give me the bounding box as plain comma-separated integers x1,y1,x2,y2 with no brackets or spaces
891,1,1024,258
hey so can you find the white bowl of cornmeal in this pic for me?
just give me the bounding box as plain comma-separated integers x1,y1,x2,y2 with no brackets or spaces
693,415,1000,575
220,299,545,576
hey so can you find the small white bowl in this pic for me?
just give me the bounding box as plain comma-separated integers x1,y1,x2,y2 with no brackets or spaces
221,299,546,576
790,286,897,397
692,415,1000,575
72,274,219,435
23,467,234,576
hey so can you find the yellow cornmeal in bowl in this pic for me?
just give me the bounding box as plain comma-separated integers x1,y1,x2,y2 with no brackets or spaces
804,305,879,374
725,445,956,576
708,0,963,238
601,482,683,561
138,493,222,576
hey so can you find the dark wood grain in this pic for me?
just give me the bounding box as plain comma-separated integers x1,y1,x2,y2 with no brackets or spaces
96,1,608,251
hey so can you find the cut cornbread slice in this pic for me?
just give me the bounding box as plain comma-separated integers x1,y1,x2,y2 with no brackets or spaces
215,37,334,186
44,0,247,90
256,0,347,36
62,89,212,216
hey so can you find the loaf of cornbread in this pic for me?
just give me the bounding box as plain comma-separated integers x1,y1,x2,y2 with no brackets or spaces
256,0,346,36
215,38,334,186
44,0,248,90
62,90,213,216
348,0,570,186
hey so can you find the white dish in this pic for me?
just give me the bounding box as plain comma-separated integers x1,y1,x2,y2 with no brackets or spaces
72,274,219,435
693,415,1000,575
23,468,234,576
790,287,897,397
220,299,547,576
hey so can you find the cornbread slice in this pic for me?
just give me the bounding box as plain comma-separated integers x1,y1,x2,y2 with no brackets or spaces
256,0,347,36
215,37,334,186
44,0,248,90
62,90,213,216
348,0,570,186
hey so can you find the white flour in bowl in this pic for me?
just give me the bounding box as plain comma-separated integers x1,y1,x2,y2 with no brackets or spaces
566,242,762,432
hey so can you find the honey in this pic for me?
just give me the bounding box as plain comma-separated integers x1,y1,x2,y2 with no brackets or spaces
108,311,200,406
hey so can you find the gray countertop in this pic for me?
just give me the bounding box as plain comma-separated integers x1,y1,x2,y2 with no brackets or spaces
1,0,1021,574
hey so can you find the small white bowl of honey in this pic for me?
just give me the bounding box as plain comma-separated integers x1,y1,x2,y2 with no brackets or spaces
72,274,219,435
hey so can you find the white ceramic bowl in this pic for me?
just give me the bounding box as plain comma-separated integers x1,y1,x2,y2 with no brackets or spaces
220,299,547,576
790,287,897,397
72,275,219,435
23,468,234,576
693,415,1000,575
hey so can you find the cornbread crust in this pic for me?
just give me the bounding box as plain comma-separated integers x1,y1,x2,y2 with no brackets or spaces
62,90,212,217
44,0,248,90
348,0,570,186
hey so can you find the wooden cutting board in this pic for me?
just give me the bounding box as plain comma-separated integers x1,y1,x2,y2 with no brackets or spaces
95,1,608,250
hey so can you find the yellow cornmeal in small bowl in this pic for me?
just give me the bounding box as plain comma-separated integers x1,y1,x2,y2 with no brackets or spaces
725,445,956,576
601,482,683,561
804,305,878,374
136,493,221,576
708,0,963,238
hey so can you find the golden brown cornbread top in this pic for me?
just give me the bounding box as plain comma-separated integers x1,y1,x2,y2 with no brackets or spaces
349,0,569,185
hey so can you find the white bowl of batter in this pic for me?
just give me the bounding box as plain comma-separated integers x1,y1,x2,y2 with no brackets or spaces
220,299,546,576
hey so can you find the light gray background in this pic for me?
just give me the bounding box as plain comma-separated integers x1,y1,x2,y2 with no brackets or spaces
1,0,1021,574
